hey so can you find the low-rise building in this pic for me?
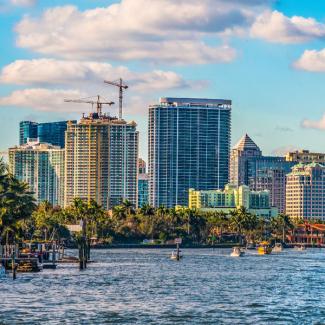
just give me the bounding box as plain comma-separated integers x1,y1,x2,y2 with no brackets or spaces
189,184,277,218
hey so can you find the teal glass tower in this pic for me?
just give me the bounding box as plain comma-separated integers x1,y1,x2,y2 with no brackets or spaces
19,120,76,148
148,97,231,208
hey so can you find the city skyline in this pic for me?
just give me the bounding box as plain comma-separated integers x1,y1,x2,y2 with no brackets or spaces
0,0,325,161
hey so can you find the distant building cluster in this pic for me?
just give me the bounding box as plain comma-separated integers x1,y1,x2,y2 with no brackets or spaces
7,96,325,220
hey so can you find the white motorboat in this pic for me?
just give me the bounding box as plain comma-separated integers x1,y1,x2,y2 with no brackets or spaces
230,247,244,257
170,250,182,260
272,243,283,253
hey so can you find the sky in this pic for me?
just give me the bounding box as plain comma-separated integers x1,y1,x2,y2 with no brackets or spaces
1,0,325,160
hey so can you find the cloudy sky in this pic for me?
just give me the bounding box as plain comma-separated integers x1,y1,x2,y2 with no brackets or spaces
1,0,325,159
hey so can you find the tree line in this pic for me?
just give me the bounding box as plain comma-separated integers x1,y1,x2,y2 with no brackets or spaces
0,159,320,246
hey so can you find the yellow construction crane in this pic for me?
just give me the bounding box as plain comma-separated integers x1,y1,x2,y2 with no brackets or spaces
103,78,128,120
64,95,114,116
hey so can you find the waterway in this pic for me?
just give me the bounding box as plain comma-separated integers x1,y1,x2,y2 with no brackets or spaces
1,248,325,324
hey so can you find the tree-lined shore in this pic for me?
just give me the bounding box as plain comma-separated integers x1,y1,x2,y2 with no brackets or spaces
0,159,321,246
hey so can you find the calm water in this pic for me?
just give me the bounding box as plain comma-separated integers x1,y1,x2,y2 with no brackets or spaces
1,248,325,324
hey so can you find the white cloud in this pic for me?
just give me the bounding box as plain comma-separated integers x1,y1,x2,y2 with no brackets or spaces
0,88,86,112
294,49,325,72
0,58,193,92
0,59,202,115
251,10,325,43
11,0,36,7
13,0,270,63
271,145,299,156
301,114,325,130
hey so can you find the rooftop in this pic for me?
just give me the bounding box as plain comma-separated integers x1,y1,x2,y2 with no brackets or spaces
10,140,62,151
233,134,261,151
159,97,231,107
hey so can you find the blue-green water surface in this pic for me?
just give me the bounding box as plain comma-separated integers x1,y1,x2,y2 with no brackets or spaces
1,248,325,324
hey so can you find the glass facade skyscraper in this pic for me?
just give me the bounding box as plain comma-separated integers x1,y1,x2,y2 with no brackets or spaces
148,97,231,208
19,120,75,147
19,121,38,145
38,121,72,148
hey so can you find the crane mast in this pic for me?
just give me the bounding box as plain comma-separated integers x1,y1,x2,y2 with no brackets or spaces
104,78,128,120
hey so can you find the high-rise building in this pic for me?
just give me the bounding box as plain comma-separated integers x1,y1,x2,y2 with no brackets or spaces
189,184,277,218
229,134,262,187
148,97,231,208
38,121,73,148
9,140,65,206
19,121,38,145
250,169,287,214
138,158,149,208
64,112,138,209
19,120,75,148
286,150,325,164
286,163,325,220
230,134,294,213
138,174,149,208
138,158,147,174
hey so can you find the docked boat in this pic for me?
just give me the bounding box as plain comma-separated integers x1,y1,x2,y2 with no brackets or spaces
272,243,283,253
246,242,256,250
257,242,272,255
294,244,306,251
230,247,244,257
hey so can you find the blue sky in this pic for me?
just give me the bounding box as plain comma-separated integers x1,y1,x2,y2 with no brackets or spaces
1,0,325,160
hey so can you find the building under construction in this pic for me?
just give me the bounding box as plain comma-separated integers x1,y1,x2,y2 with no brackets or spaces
64,111,139,209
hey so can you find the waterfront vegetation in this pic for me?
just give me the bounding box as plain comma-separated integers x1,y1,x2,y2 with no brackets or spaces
0,158,322,246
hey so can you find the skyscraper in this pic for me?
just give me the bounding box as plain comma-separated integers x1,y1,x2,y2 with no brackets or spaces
19,121,38,145
138,158,149,208
148,97,231,208
38,121,73,148
9,140,65,206
286,163,325,220
19,120,75,148
64,112,138,209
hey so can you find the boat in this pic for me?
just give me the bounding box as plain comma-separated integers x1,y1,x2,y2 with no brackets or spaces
170,250,182,260
230,247,244,257
272,243,283,253
294,244,306,251
257,242,272,255
246,242,256,250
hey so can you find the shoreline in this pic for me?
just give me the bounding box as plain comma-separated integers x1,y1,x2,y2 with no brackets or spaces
68,243,239,249
68,243,325,249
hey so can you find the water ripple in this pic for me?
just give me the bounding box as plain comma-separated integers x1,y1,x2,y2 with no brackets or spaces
1,248,325,324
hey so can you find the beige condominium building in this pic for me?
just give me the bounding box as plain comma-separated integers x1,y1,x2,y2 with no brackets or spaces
64,112,138,209
286,163,325,220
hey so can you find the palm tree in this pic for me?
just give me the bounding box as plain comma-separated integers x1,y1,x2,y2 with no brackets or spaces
121,199,135,216
0,164,36,245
